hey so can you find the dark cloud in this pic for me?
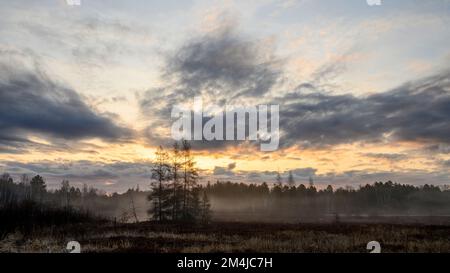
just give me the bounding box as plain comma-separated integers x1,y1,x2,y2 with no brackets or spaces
239,168,316,181
278,70,450,147
0,133,32,154
228,162,236,170
423,144,450,154
441,160,450,168
164,27,282,99
363,153,408,161
0,57,132,147
0,159,153,193
139,24,450,152
142,65,450,151
0,130,106,155
139,26,283,148
140,26,282,112
213,166,235,176
0,160,151,181
288,168,317,178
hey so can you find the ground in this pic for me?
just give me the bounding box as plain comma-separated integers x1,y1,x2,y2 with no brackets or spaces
1,221,449,253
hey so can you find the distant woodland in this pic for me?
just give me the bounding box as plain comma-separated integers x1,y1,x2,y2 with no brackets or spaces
1,141,450,239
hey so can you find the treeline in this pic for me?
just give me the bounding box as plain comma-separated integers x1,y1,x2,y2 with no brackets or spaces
2,148,450,226
149,141,211,223
0,173,111,212
0,141,213,225
205,181,450,220
0,173,149,224
0,173,100,239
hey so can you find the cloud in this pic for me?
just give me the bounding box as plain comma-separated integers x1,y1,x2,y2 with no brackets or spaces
213,166,235,176
139,24,283,148
0,54,133,148
210,162,236,177
0,160,153,192
164,26,282,99
0,133,32,154
138,19,450,154
232,168,450,188
288,167,317,177
3,158,449,193
213,167,317,184
423,144,450,154
278,70,450,147
140,24,283,107
441,160,450,168
10,8,154,69
363,153,408,161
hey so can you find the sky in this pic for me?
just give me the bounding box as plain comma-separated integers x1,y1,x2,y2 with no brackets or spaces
0,0,450,192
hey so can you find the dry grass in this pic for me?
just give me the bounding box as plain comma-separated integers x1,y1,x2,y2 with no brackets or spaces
1,221,449,253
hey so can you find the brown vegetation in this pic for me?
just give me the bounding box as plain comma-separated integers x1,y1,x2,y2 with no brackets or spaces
1,221,449,253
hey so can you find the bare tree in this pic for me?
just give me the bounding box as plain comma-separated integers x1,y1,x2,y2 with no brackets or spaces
276,171,282,185
129,190,139,223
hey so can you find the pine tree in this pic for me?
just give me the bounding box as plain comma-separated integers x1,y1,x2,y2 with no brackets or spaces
61,180,70,207
19,174,31,201
170,141,183,221
276,171,282,185
81,183,88,209
181,140,200,221
30,175,46,203
148,141,210,223
148,146,171,221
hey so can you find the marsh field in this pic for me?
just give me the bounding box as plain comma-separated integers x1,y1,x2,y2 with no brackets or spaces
1,219,450,253
2,176,450,253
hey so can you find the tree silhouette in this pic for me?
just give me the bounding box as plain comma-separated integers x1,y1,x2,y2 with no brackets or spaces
148,146,171,221
288,171,295,186
60,180,70,207
276,171,282,185
181,140,200,221
146,141,210,222
170,141,183,220
30,175,46,203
